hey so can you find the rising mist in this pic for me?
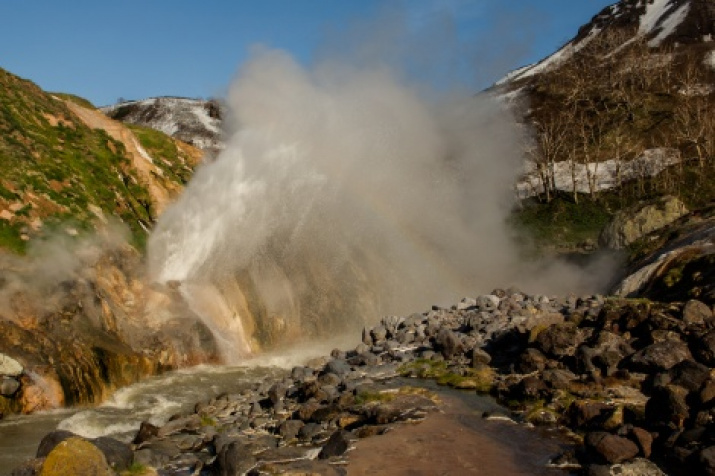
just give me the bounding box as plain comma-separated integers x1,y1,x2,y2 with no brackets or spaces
147,32,617,358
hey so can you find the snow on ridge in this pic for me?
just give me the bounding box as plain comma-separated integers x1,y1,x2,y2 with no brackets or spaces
639,0,672,34
497,26,602,84
649,2,690,46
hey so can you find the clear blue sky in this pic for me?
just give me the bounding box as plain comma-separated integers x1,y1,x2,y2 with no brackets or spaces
0,0,614,106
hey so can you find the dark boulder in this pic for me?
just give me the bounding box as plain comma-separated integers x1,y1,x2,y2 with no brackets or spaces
213,440,256,476
325,359,351,376
542,368,577,390
36,430,77,458
668,359,710,392
629,427,653,458
517,348,548,373
694,330,715,366
535,322,582,358
132,421,159,445
278,420,304,440
435,328,463,359
699,446,715,476
91,437,133,472
628,340,692,373
318,430,351,459
584,431,640,464
682,299,712,326
470,348,491,367
645,385,690,428
569,401,615,429
513,376,549,400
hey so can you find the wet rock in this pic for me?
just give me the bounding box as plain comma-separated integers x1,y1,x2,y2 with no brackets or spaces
629,427,653,458
470,348,491,367
589,458,666,476
39,437,112,476
278,419,305,440
36,430,77,458
132,421,159,445
535,322,582,358
668,359,710,392
318,430,350,459
317,372,342,387
133,439,181,467
298,422,322,441
694,330,715,366
699,446,715,476
683,299,712,326
1,376,20,396
157,413,201,437
570,401,615,429
370,326,388,344
542,368,577,390
457,297,477,311
645,385,690,428
213,440,256,476
476,295,500,311
513,375,548,400
628,340,692,373
10,458,44,476
518,348,548,373
585,431,640,464
701,379,715,405
325,358,351,376
268,382,287,406
435,328,463,359
90,437,133,472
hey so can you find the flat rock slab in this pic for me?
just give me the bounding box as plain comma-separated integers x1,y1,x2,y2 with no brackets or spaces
347,394,559,476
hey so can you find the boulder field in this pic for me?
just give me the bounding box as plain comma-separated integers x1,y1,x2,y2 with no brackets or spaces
10,290,715,475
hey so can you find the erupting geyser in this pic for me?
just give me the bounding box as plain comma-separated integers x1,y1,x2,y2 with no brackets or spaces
148,46,614,362
147,47,524,361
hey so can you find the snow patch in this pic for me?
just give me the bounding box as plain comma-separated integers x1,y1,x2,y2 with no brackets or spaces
649,2,690,46
639,0,672,35
516,148,681,199
705,50,715,69
132,138,154,164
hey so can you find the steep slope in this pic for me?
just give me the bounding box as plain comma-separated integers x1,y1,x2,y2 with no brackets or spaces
101,97,224,157
502,0,715,253
0,68,201,252
0,67,217,416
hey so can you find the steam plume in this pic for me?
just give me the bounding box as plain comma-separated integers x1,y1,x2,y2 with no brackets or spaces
147,26,615,358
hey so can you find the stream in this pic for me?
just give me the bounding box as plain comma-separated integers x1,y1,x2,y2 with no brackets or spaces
0,365,576,476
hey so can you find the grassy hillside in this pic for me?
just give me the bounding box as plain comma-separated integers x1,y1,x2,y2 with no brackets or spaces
0,67,198,253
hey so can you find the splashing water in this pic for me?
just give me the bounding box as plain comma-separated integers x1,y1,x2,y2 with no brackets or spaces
147,48,527,361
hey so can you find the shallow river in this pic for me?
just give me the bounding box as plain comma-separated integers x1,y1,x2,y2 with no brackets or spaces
0,360,574,475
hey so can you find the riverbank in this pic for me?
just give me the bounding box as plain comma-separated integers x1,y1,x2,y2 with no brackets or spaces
10,289,715,475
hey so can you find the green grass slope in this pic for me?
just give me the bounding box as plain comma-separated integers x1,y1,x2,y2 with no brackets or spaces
0,67,198,253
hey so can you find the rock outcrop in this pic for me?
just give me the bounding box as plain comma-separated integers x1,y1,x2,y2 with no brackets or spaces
600,196,688,250
14,290,715,475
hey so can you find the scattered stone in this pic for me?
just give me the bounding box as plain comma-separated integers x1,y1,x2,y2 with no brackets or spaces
629,340,692,372
585,431,640,464
435,328,463,358
0,353,23,377
213,440,256,476
317,430,350,459
682,299,712,325
1,377,20,396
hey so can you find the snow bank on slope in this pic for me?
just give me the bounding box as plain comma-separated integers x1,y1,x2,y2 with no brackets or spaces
516,148,681,199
